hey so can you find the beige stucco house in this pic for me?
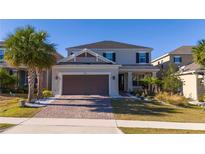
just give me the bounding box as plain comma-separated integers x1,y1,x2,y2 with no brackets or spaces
152,46,194,77
52,41,159,97
152,45,205,100
178,63,205,100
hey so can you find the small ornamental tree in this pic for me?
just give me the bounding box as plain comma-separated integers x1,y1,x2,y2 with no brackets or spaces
0,68,17,89
162,64,182,94
140,76,162,95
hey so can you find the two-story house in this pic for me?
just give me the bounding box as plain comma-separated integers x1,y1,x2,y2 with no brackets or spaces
52,41,159,96
0,40,29,89
0,40,63,91
151,45,205,101
151,46,194,77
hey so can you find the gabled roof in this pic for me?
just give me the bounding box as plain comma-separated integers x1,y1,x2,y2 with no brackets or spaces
180,62,204,72
178,62,205,75
57,48,115,65
169,46,194,55
55,52,64,61
152,45,194,62
67,40,152,50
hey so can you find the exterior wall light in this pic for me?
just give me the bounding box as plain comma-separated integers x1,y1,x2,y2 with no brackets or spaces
112,76,115,80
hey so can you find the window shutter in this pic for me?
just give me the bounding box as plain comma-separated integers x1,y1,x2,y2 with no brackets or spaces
103,52,106,58
179,57,182,62
136,53,139,63
173,57,175,62
112,53,116,62
146,53,149,63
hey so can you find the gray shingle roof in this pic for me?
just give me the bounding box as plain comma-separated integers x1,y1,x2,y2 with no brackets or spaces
67,40,152,50
120,64,159,70
181,62,204,72
169,46,194,55
152,45,194,63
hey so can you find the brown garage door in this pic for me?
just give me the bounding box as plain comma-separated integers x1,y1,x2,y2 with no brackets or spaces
62,75,109,95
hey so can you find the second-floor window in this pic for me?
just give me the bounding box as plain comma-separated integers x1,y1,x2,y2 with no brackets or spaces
173,56,182,64
0,49,4,61
103,52,116,62
136,52,149,63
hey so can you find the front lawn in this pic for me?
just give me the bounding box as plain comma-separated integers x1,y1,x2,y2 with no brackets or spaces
112,99,205,123
0,96,42,117
0,123,15,132
119,127,205,134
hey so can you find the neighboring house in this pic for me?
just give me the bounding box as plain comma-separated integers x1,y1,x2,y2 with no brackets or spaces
52,41,159,96
0,40,64,90
178,63,205,100
152,46,194,77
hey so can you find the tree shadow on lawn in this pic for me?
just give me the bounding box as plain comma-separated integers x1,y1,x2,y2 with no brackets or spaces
111,99,182,116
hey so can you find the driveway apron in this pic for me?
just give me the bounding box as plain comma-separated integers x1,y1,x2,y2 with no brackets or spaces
34,95,114,119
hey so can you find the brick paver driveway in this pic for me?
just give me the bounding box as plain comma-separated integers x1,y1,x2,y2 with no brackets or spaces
35,95,114,119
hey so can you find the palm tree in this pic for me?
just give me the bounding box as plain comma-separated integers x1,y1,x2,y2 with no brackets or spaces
4,25,56,102
192,40,205,67
34,32,56,99
192,40,205,86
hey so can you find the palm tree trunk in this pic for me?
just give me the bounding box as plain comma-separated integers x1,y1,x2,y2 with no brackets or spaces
36,68,43,99
28,68,35,102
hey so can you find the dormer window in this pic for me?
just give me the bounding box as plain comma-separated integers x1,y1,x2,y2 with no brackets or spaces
173,56,182,64
103,52,116,62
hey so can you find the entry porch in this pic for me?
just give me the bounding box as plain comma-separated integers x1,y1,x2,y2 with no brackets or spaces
119,65,159,92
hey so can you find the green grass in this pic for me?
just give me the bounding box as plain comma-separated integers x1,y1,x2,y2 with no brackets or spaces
0,96,42,117
0,123,15,132
119,127,205,134
112,99,205,123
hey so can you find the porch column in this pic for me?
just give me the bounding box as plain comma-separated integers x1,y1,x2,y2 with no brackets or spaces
127,72,133,92
46,69,49,89
152,71,156,77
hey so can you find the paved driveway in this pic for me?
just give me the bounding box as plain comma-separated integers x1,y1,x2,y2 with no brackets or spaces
35,95,114,119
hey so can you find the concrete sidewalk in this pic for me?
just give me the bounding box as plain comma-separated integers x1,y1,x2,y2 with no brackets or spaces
0,117,122,134
1,117,205,133
116,120,205,130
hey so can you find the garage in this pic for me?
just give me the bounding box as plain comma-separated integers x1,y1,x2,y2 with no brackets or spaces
62,75,109,95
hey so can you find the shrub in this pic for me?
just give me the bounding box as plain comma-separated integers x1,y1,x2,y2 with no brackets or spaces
16,86,28,94
155,92,189,107
162,64,183,94
131,89,144,97
42,90,53,98
0,68,17,88
198,93,205,102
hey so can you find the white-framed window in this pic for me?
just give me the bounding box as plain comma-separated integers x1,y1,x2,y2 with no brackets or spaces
173,56,182,64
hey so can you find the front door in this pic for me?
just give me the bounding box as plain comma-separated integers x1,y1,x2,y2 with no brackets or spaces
119,74,124,91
